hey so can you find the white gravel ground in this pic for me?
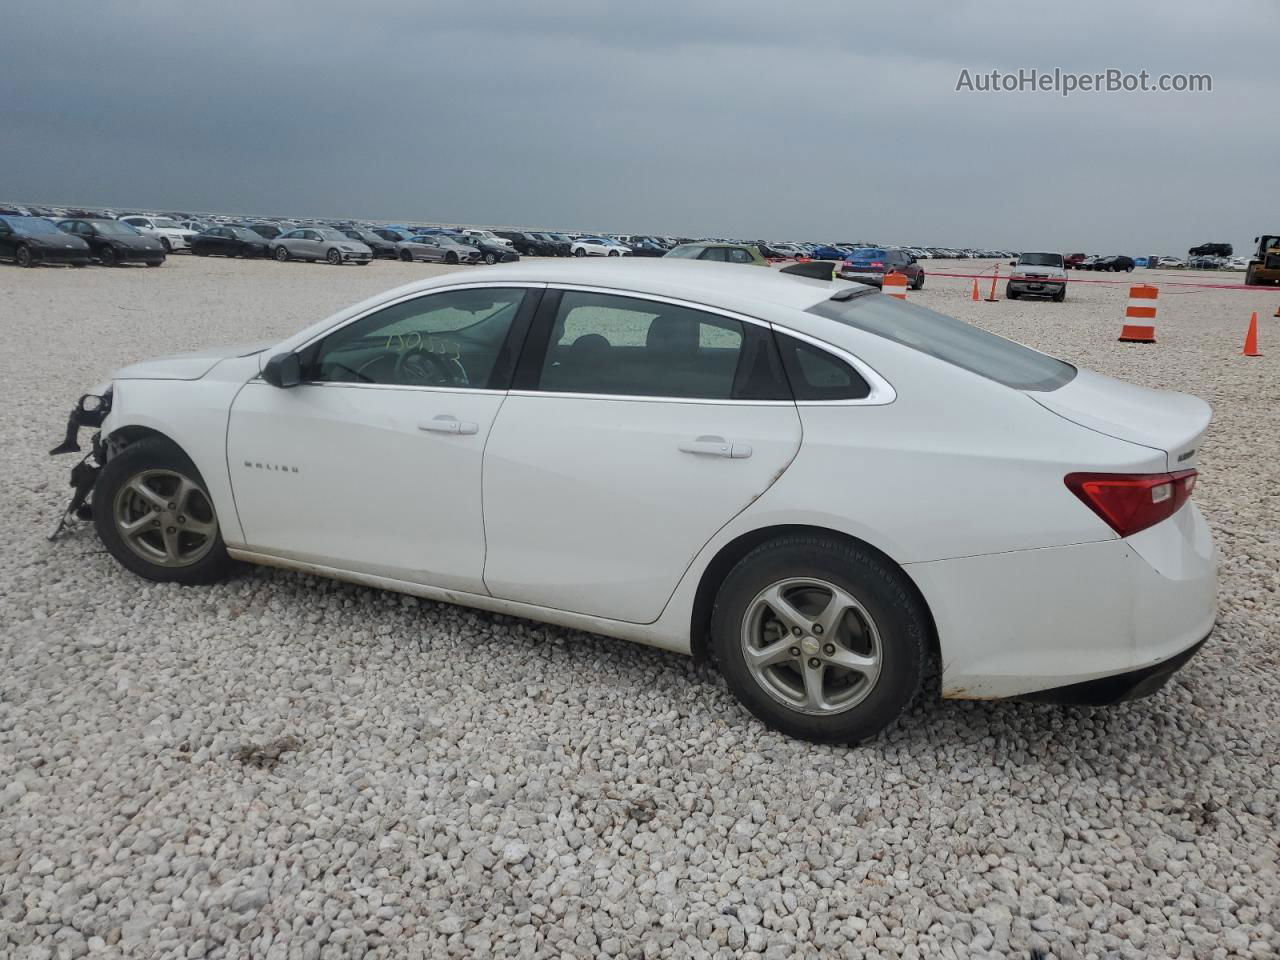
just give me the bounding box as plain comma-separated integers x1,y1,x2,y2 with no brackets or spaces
1,256,1277,960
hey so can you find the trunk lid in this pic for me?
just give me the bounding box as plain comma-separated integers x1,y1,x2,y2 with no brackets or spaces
1030,368,1210,470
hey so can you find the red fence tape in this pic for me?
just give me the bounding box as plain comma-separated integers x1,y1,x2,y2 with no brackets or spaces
924,270,1264,291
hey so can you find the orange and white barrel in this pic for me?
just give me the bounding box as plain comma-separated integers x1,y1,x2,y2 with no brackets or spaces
882,271,908,300
1118,284,1158,343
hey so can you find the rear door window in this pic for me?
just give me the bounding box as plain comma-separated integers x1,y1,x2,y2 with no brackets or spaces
532,291,748,399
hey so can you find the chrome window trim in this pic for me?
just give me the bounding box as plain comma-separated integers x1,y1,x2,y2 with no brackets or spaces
506,389,794,407
526,283,896,407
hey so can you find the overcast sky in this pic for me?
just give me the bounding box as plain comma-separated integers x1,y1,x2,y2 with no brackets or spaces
5,1,1275,252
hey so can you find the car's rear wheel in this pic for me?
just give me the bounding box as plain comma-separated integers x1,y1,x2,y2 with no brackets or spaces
912,272,924,290
160,237,172,253
400,249,413,262
274,246,289,262
94,437,235,585
574,248,585,257
608,250,620,257
15,244,33,268
326,248,342,265
711,536,927,744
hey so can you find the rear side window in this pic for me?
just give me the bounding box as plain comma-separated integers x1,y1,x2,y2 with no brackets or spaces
809,294,1076,392
535,291,747,399
775,334,870,401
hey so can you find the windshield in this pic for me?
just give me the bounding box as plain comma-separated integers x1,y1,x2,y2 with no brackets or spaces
95,221,141,236
809,293,1076,392
848,248,886,260
315,229,349,241
1019,252,1064,268
665,244,703,259
230,228,259,241
4,217,63,236
151,218,181,228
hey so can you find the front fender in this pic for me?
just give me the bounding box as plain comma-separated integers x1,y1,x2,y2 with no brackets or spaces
104,356,260,546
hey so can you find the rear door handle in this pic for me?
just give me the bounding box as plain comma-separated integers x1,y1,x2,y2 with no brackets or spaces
678,435,752,459
419,415,478,436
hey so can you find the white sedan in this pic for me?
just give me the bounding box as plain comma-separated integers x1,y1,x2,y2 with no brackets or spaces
49,261,1216,743
571,237,631,257
119,215,197,253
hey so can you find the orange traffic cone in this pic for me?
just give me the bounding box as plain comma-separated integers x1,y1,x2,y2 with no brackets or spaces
984,266,999,302
1272,304,1279,318
970,279,980,301
1118,284,1158,343
1243,312,1261,356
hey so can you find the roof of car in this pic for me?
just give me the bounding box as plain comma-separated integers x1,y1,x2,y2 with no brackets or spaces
396,258,856,313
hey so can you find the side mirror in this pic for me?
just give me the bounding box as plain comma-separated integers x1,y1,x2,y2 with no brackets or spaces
261,352,302,389
1009,260,1017,266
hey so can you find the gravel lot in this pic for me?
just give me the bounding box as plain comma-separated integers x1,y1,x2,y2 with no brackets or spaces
1,256,1277,960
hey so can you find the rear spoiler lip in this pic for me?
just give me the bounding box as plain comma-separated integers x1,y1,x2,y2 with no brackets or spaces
775,260,881,303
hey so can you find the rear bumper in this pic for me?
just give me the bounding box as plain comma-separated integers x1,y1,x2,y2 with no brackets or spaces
1016,633,1209,705
907,503,1217,700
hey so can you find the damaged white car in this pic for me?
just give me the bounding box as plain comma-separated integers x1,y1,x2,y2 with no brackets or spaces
49,260,1217,743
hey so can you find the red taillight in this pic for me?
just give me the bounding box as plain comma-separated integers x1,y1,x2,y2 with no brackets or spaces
1064,470,1197,538
870,261,884,267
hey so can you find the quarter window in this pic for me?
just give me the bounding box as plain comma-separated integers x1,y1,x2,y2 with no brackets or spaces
775,334,871,401
303,288,528,389
535,291,746,399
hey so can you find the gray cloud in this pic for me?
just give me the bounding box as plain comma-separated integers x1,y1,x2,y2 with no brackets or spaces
5,0,1274,253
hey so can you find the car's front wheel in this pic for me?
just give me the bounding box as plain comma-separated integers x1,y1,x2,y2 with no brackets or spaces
400,249,413,262
160,237,172,253
15,244,33,267
326,248,342,265
574,248,585,257
912,272,924,290
94,437,235,585
711,536,927,744
274,246,289,262
484,252,498,265
100,246,118,266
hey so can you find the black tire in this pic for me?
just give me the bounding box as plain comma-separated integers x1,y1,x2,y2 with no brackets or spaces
93,437,235,585
146,260,163,267
484,252,498,265
574,248,586,257
608,250,620,257
100,245,118,266
160,237,172,253
1006,286,1018,300
15,244,33,268
400,249,413,262
1053,287,1066,302
274,246,289,262
446,252,458,265
710,536,928,744
194,246,209,257
912,272,924,290
326,248,342,265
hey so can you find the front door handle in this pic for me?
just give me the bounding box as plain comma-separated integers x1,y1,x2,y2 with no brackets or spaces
419,415,479,436
679,435,752,459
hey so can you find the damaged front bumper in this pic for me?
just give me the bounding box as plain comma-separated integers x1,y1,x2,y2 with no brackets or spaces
48,390,112,540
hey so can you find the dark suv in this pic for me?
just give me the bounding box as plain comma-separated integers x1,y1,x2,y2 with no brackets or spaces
1188,242,1232,258
839,248,925,290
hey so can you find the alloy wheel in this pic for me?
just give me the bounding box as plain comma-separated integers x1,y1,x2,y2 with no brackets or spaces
113,469,218,568
740,577,883,716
